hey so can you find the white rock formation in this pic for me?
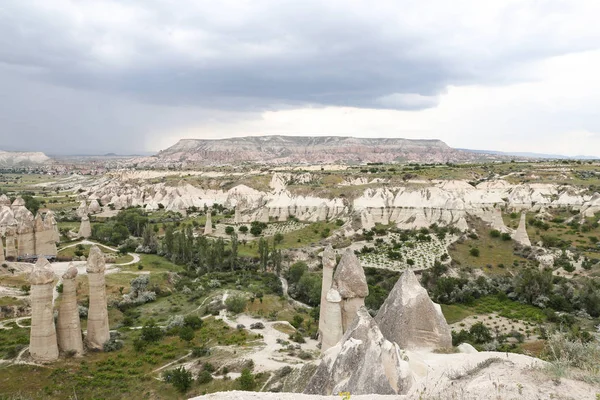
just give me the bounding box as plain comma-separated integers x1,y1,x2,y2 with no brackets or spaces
332,249,369,332
318,246,336,348
234,206,241,224
320,288,343,352
204,211,213,235
86,246,110,350
34,213,57,256
88,199,101,214
76,200,89,218
375,270,452,350
57,265,84,355
512,212,531,247
305,307,412,395
78,216,92,239
29,258,59,362
17,216,35,256
360,210,375,231
44,210,60,243
4,224,17,259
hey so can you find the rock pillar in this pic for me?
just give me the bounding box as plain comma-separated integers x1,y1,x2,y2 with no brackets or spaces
0,235,4,263
5,224,17,259
57,265,84,355
78,216,92,239
321,288,344,352
86,246,110,349
234,206,241,224
204,210,213,235
29,258,59,362
332,249,369,332
318,245,336,342
512,212,531,247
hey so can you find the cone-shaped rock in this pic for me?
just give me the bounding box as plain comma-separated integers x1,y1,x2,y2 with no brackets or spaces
512,212,531,247
332,249,368,332
318,245,337,345
88,199,101,214
375,270,452,350
57,265,84,355
305,306,412,395
86,246,110,349
29,258,59,362
204,210,213,235
78,216,92,239
17,215,35,256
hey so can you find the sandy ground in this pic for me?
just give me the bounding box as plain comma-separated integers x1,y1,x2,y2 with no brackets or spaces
450,313,541,342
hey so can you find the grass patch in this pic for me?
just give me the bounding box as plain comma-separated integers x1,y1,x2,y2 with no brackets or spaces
443,295,547,324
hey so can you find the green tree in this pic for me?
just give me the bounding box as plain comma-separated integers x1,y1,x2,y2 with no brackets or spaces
179,326,195,342
273,233,284,246
239,225,248,234
258,237,269,272
164,366,193,393
225,295,247,314
238,368,256,390
225,226,235,235
22,195,40,215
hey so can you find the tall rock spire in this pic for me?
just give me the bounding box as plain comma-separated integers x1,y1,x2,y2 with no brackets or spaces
318,245,336,346
29,258,59,362
204,209,213,235
57,265,84,355
332,248,369,332
86,246,110,349
512,212,531,247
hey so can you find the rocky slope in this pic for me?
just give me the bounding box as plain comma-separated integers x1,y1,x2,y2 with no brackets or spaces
156,136,501,164
0,151,50,167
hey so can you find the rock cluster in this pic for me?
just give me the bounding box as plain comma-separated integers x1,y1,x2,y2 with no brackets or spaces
0,196,60,259
27,245,110,361
310,268,451,395
305,307,412,395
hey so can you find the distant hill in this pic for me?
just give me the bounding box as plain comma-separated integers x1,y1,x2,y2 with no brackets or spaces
0,150,51,167
156,136,505,165
461,149,599,160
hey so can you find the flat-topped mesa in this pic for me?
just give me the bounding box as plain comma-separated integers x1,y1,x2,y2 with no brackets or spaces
57,265,84,355
512,212,531,247
29,258,59,362
78,215,92,239
305,306,412,395
332,248,369,332
86,246,109,350
318,245,337,345
204,210,213,235
375,270,452,350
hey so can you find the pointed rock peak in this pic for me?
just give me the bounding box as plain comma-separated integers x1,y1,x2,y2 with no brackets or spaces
34,213,45,230
87,246,106,273
0,194,10,206
333,249,368,299
322,245,336,270
81,215,89,221
62,263,78,280
12,196,25,207
30,257,56,285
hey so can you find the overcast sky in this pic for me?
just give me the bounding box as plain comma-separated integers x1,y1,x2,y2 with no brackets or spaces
2,0,600,156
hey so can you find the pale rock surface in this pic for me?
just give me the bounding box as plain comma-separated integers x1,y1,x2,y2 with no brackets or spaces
234,206,241,224
44,210,61,243
259,207,270,223
76,200,89,218
457,343,478,354
88,199,101,214
320,289,343,352
0,235,4,263
17,215,35,256
0,194,10,206
375,270,452,350
318,245,336,342
29,258,59,362
57,265,84,355
34,213,57,256
4,224,17,259
360,209,375,231
204,211,213,235
78,216,92,239
512,212,531,247
305,307,412,395
86,246,110,350
332,249,369,332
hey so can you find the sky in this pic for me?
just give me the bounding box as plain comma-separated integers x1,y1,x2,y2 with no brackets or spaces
1,0,600,156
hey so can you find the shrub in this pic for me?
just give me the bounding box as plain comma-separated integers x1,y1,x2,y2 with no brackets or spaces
164,366,193,393
225,226,235,235
225,295,247,314
490,229,501,238
179,326,195,342
103,337,124,352
239,225,248,233
184,315,203,330
500,232,512,241
192,346,210,358
141,320,163,342
197,370,213,384
238,368,256,390
469,248,480,257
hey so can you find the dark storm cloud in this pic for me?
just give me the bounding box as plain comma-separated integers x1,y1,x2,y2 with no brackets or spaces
1,0,599,153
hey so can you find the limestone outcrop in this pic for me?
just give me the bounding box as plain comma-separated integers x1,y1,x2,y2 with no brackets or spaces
88,199,101,214
375,270,452,350
204,211,213,235
86,246,110,349
29,258,59,362
57,265,84,355
512,212,531,247
332,249,369,332
17,216,35,256
318,246,336,348
305,307,412,395
78,216,92,239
